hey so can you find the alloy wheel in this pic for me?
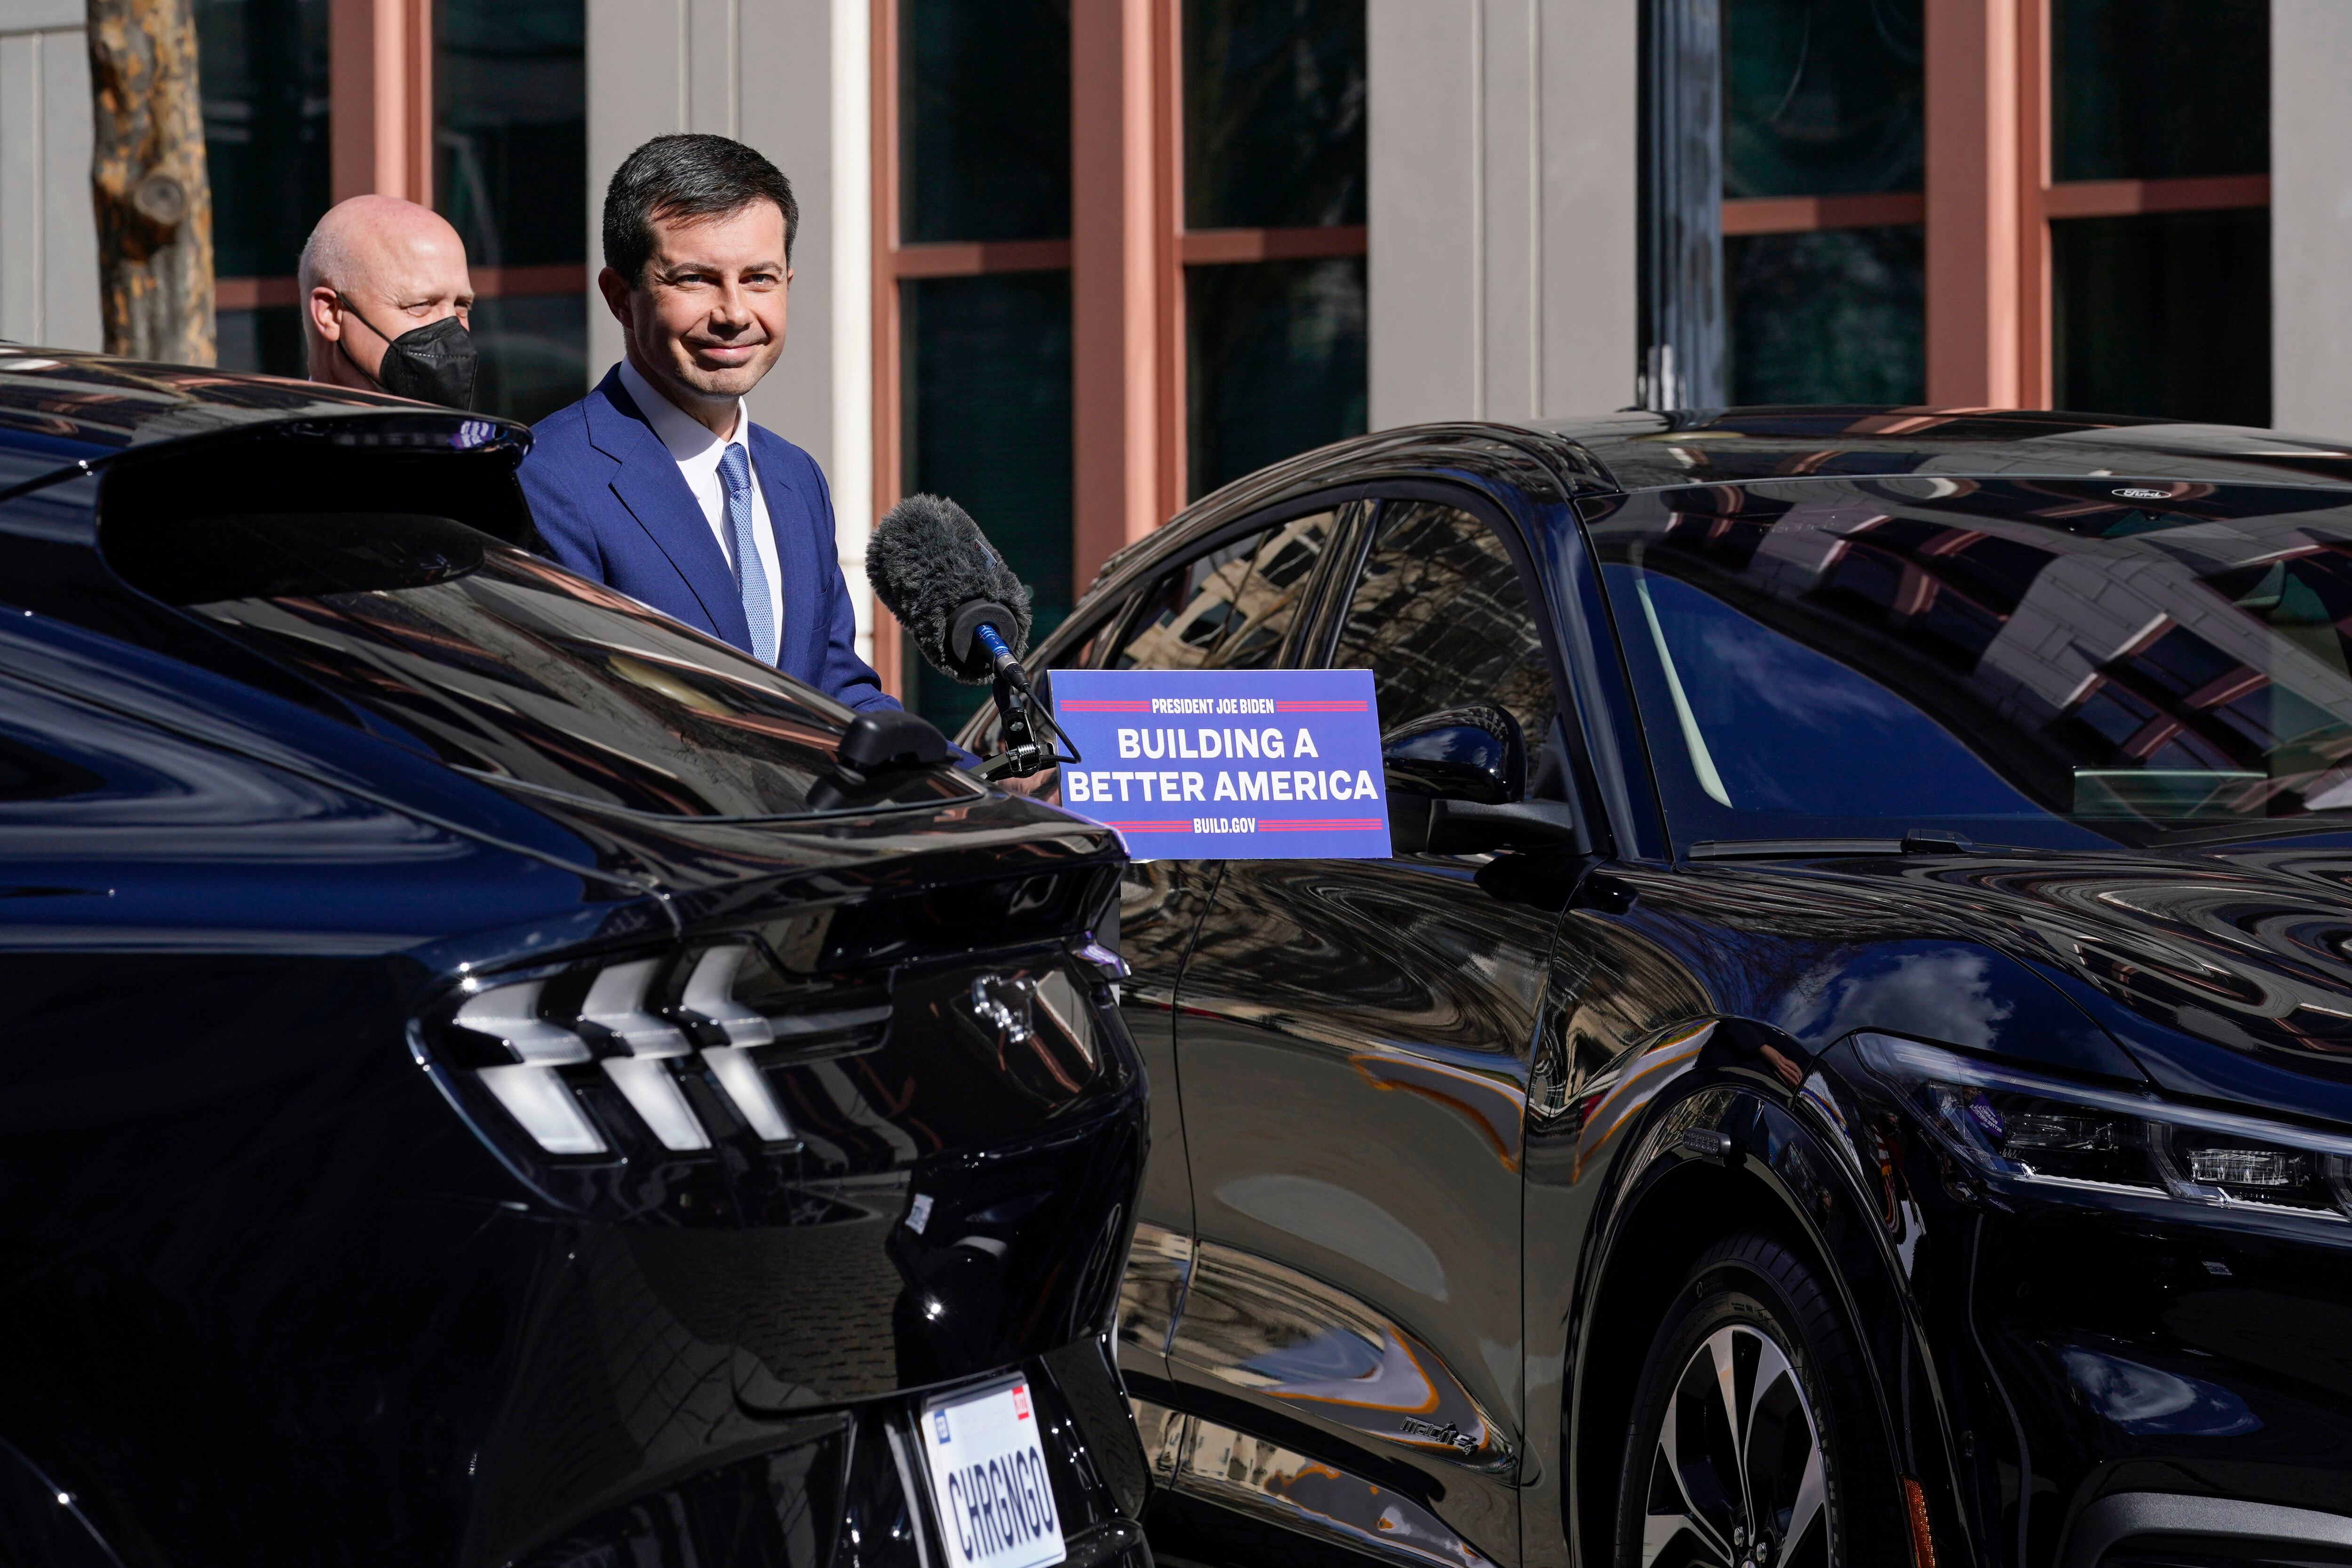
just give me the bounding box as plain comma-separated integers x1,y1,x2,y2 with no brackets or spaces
1638,1322,1828,1568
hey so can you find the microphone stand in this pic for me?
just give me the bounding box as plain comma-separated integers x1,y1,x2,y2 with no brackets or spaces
977,674,1081,781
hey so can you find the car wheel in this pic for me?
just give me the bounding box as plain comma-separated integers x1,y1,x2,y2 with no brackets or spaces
1613,1231,1902,1568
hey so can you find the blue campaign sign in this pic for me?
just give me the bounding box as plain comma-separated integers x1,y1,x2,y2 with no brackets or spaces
1049,669,1390,859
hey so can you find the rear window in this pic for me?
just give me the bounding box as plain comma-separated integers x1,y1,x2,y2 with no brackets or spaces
101,501,971,821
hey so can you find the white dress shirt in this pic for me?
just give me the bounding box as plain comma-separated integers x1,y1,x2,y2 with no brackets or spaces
618,356,785,666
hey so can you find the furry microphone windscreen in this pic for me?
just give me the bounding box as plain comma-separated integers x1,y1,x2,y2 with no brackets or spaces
866,493,1035,683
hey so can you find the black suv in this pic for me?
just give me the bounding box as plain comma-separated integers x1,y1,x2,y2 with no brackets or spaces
0,350,1146,1568
967,409,2352,1568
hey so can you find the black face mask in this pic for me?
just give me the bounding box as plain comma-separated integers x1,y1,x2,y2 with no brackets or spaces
337,295,479,410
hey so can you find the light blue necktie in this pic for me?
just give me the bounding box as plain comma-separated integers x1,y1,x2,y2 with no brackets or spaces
716,443,775,665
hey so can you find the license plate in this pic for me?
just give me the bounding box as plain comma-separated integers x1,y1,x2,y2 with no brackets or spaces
918,1376,1067,1568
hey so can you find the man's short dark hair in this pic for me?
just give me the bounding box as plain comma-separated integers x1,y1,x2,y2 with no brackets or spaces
602,133,800,285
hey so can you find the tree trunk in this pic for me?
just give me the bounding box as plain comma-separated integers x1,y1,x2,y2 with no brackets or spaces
87,0,215,365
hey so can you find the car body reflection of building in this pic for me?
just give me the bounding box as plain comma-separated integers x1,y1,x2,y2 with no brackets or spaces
1115,512,1334,671
1618,475,2352,821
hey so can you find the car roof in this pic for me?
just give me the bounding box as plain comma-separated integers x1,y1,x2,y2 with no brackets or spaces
0,345,505,496
1089,406,2352,597
1529,406,2352,493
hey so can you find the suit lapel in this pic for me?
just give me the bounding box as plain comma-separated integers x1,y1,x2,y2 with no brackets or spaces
584,370,751,650
749,426,816,676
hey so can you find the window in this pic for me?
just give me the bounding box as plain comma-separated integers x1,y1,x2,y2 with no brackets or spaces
1646,0,2270,417
198,0,330,378
902,271,1074,731
885,0,1074,736
436,0,588,423
1114,510,1340,673
1182,0,1368,499
1330,502,1557,757
2048,0,2269,424
194,0,589,417
900,0,1071,246
1719,0,1925,405
870,0,1369,712
2052,210,2268,425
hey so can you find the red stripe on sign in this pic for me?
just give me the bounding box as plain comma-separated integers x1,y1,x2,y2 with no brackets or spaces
1060,700,1152,711
1274,700,1368,711
1258,819,1384,830
1104,822,1194,832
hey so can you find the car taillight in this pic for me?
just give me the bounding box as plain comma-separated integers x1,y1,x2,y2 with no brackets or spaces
453,979,607,1155
430,939,890,1159
679,945,798,1143
578,956,710,1151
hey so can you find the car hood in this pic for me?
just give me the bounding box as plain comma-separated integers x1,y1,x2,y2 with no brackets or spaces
1662,835,2352,1129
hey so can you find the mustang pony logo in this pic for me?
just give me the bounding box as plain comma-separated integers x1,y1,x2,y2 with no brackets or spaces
1398,1416,1478,1454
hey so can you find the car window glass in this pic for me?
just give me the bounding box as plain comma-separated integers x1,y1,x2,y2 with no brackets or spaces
1112,510,1337,671
1587,476,2352,844
1065,604,1126,670
1331,501,1560,753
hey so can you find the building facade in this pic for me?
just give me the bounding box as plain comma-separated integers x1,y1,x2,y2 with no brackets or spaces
1,0,2346,722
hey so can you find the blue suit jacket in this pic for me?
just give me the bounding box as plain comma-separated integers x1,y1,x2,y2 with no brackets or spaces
518,367,896,712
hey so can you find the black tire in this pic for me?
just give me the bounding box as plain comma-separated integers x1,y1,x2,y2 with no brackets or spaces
1612,1231,1904,1568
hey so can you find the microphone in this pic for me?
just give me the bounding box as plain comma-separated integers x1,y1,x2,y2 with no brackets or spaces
866,493,1034,688
866,493,1073,781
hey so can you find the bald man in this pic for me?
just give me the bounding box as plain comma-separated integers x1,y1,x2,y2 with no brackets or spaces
299,194,479,408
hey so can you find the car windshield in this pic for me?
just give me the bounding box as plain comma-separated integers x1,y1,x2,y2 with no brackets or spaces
102,509,973,820
1587,476,2352,849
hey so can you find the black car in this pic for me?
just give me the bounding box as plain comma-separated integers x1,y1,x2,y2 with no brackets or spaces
0,350,1150,1568
963,408,2352,1568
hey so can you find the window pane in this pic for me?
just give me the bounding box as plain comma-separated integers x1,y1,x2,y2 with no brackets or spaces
194,0,330,278
1332,503,1556,749
1114,512,1338,672
1726,225,1923,404
1186,257,1366,500
437,0,585,267
437,0,585,423
1184,0,1366,230
1722,0,1923,198
469,294,589,425
2053,0,2266,182
2053,209,2269,426
215,304,306,378
904,271,1074,730
901,0,1071,243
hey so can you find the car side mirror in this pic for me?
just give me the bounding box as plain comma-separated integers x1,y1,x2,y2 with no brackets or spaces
1384,704,1586,858
1382,704,1527,804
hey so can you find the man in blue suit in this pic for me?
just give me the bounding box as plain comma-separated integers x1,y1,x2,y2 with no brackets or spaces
520,134,894,711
